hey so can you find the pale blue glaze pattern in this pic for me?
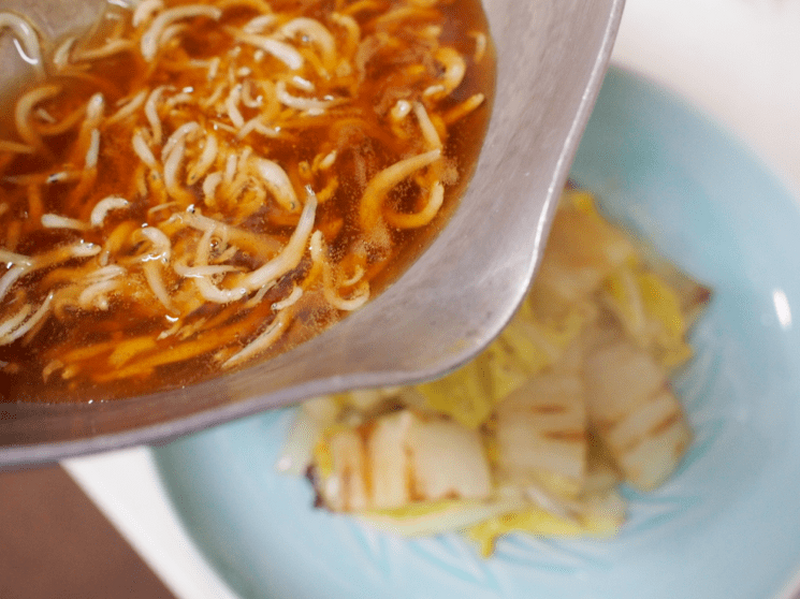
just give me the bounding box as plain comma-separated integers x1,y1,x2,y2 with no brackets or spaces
152,67,800,599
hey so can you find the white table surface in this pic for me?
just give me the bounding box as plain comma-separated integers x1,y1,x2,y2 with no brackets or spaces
62,1,800,598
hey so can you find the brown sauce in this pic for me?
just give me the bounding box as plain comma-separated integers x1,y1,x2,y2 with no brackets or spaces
0,0,495,402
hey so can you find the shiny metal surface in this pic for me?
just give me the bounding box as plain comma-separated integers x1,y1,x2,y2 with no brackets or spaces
0,0,625,465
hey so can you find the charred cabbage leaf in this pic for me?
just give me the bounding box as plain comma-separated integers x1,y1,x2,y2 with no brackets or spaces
278,188,710,555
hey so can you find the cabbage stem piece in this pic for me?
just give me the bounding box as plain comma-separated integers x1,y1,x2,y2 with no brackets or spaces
494,371,587,499
583,339,691,491
312,410,492,512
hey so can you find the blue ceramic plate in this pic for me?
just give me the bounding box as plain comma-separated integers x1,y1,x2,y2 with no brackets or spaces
153,67,800,599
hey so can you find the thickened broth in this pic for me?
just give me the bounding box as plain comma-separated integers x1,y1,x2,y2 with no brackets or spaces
0,0,494,402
